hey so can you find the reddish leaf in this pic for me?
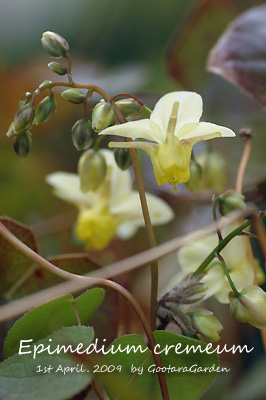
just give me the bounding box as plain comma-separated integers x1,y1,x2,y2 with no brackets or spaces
0,218,39,296
167,0,264,89
207,4,266,108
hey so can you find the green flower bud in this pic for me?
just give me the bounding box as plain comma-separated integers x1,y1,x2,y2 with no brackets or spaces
48,61,68,75
229,285,266,329
114,148,132,170
197,151,227,192
13,103,35,134
35,96,56,124
78,150,107,192
72,119,94,151
18,92,32,109
61,89,85,104
218,189,246,216
6,123,15,138
39,80,52,89
189,309,223,342
185,159,202,192
115,99,140,116
41,31,69,58
92,100,115,132
13,131,32,158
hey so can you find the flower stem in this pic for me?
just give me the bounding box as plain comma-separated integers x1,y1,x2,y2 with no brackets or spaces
212,196,223,241
126,141,159,331
235,128,252,193
0,221,169,400
33,80,160,330
216,253,241,298
193,219,251,276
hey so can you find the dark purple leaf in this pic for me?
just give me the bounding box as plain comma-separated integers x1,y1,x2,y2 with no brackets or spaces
207,4,266,108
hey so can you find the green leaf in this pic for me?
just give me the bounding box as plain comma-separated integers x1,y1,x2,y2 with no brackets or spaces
0,326,94,400
4,288,105,358
102,331,219,400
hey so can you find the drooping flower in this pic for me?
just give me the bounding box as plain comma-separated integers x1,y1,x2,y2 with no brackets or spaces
174,220,263,303
46,149,174,250
100,92,235,191
188,309,223,342
229,285,266,329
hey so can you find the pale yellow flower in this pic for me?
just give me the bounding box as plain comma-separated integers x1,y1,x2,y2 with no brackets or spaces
46,149,174,250
175,220,256,303
100,92,235,191
229,285,266,329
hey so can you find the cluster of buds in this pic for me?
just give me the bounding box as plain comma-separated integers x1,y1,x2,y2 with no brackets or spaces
6,94,35,158
41,32,71,81
7,81,58,158
157,274,223,342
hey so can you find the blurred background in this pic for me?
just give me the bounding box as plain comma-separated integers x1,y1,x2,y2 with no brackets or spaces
1,0,266,398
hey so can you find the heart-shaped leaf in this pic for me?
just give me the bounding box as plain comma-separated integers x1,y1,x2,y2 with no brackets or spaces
4,288,104,358
102,331,219,400
0,326,94,400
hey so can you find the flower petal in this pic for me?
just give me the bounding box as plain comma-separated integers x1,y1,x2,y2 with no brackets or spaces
177,234,218,272
45,172,96,207
113,191,174,239
99,119,165,143
150,91,203,136
100,149,132,207
178,121,235,146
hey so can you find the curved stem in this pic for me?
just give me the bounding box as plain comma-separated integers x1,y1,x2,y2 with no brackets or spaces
212,196,223,241
65,54,73,85
109,93,144,106
193,219,251,276
234,129,266,353
216,253,240,298
0,221,169,400
236,129,252,194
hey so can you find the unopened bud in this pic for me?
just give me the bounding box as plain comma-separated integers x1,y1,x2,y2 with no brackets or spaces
229,285,266,329
48,61,68,75
13,103,35,134
6,123,15,138
218,189,246,216
189,309,223,342
18,92,32,109
72,119,94,151
114,148,132,170
35,96,56,124
61,89,85,104
39,80,52,89
197,151,227,192
41,31,69,58
78,150,107,192
13,131,32,158
185,159,202,192
92,100,115,132
115,99,140,116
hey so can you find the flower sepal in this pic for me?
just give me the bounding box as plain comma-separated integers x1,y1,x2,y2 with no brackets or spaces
229,285,266,329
